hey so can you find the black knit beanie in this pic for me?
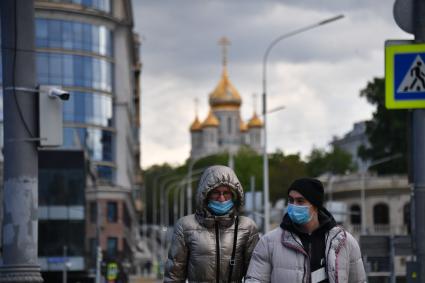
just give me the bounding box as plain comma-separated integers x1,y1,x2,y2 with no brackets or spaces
288,178,324,208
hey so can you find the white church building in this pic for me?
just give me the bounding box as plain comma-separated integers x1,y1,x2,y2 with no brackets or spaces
189,38,263,159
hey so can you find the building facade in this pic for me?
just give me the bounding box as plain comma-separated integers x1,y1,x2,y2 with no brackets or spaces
323,174,411,283
1,0,143,281
332,121,370,170
190,39,263,159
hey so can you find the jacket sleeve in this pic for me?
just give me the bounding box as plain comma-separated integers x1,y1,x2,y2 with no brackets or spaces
243,222,260,276
244,235,272,283
164,220,188,282
347,233,367,283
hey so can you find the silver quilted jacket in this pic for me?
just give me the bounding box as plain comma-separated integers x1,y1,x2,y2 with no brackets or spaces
164,165,259,283
245,226,366,283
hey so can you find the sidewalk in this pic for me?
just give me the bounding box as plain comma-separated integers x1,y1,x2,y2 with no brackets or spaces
129,275,161,283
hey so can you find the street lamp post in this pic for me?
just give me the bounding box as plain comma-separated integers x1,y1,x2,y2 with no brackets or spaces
262,14,344,233
187,159,195,215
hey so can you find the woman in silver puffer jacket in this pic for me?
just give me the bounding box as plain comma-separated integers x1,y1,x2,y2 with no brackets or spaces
164,165,259,283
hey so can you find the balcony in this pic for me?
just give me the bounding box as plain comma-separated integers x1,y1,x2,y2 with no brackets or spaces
346,224,409,237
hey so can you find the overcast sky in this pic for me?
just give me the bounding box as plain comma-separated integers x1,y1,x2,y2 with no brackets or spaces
132,0,410,168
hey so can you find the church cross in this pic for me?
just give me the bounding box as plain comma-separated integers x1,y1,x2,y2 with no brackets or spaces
218,36,231,68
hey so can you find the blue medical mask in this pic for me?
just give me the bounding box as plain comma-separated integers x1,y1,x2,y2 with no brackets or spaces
208,199,234,215
287,203,312,225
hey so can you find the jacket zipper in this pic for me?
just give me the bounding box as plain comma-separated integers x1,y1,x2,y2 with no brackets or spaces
215,220,220,283
282,231,311,283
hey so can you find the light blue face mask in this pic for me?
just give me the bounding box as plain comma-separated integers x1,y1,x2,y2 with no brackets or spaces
208,199,234,215
287,203,312,225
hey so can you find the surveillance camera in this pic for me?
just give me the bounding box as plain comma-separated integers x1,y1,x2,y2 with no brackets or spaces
47,87,70,101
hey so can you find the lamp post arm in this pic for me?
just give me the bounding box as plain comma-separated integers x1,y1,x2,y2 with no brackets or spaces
262,14,344,99
363,153,403,172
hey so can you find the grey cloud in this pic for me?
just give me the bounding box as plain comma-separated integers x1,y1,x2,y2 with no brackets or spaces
134,0,409,167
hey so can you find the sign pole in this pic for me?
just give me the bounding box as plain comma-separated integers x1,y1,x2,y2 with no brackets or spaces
412,0,425,280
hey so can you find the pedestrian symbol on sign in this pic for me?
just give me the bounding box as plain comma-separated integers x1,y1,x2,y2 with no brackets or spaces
398,55,425,93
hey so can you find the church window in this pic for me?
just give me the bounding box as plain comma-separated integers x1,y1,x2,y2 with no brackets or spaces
228,117,232,134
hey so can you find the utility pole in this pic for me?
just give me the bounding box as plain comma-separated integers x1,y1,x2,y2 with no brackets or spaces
413,0,425,280
62,246,68,283
96,201,102,283
250,176,255,214
0,0,43,282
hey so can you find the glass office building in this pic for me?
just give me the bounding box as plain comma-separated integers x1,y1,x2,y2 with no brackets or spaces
35,16,115,181
1,0,143,281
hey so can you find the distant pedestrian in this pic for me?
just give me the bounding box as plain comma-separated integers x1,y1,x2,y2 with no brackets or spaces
246,178,366,283
164,165,259,282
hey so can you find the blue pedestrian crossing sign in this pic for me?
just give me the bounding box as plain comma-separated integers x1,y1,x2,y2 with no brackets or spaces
385,41,425,109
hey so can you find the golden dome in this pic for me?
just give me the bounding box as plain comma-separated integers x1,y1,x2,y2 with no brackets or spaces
202,110,220,127
209,68,242,109
190,116,202,132
240,119,248,132
248,112,263,128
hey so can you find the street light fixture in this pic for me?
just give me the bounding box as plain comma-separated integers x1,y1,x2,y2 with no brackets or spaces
262,14,345,233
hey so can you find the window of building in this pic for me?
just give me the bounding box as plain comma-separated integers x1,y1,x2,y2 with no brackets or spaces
350,204,361,224
373,203,389,224
36,19,113,56
107,237,118,257
404,202,411,233
39,220,85,256
63,127,114,163
44,0,111,14
227,117,232,134
63,91,113,127
403,202,410,225
107,202,118,223
96,165,114,183
36,52,113,93
89,202,97,223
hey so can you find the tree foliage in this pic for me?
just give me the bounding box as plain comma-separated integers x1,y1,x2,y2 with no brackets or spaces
358,77,408,174
268,151,307,202
306,146,356,177
142,148,308,225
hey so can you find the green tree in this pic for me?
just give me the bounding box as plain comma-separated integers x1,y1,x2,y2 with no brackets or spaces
143,148,308,213
269,151,307,203
358,77,408,174
306,146,355,177
142,163,178,224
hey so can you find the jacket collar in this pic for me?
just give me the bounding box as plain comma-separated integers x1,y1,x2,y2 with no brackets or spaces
195,208,236,229
281,225,346,254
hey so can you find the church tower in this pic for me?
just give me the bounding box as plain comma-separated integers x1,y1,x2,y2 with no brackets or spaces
189,37,263,159
190,99,203,158
201,110,219,156
248,111,263,153
209,37,242,154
